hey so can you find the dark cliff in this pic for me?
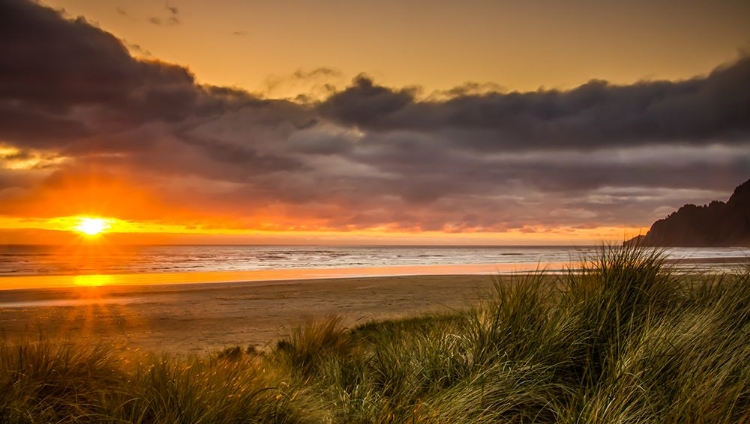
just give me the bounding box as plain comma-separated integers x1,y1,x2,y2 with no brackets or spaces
626,179,750,247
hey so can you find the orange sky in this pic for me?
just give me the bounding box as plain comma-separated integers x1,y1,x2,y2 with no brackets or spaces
44,0,750,95
0,0,748,244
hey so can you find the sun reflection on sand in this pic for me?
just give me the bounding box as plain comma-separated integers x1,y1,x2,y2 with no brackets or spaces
0,262,575,291
74,274,113,287
0,283,149,352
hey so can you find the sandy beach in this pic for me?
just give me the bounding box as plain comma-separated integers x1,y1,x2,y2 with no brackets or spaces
1,255,745,355
0,274,501,354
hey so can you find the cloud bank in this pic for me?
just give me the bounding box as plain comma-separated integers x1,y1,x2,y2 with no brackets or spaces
1,0,749,238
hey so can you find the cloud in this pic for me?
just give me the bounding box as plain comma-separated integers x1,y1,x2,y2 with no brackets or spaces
0,0,254,149
320,61,750,151
149,2,180,26
0,0,749,237
165,2,180,24
125,42,152,57
261,67,344,101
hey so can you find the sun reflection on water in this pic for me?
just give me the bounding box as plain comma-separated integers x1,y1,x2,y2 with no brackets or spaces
73,274,113,287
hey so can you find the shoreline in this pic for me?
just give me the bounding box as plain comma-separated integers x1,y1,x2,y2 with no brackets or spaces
2,255,747,292
0,262,571,291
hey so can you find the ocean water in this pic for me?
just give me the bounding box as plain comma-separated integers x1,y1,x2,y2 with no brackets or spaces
0,245,748,277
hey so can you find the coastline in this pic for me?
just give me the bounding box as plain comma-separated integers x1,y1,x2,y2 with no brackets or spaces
0,261,571,291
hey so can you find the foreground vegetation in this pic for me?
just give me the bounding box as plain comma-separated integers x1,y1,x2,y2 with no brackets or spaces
1,247,749,423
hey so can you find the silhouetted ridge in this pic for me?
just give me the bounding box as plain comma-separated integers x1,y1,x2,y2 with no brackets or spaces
626,178,750,247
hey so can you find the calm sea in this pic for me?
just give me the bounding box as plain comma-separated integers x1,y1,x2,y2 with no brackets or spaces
0,245,748,277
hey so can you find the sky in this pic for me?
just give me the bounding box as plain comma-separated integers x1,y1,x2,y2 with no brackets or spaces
0,0,749,245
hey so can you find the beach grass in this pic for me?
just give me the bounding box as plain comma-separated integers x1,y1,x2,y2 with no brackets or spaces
1,245,749,422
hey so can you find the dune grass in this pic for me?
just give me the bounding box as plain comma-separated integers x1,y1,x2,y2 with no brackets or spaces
1,245,749,423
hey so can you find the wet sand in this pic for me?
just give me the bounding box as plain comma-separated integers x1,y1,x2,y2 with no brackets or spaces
0,262,565,291
0,275,501,354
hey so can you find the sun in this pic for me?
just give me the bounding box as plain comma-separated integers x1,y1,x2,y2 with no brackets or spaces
75,217,110,236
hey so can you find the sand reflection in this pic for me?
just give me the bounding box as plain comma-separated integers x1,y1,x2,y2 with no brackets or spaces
0,283,149,352
0,262,571,291
74,274,113,287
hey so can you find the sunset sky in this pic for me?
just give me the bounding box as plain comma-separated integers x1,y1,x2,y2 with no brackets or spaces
1,0,749,244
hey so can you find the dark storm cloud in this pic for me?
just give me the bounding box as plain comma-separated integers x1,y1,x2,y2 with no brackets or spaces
320,59,750,150
1,0,190,107
0,0,256,152
180,134,303,171
1,0,749,232
0,101,91,145
336,132,750,204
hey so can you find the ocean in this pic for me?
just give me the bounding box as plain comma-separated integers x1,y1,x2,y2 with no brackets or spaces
1,245,748,277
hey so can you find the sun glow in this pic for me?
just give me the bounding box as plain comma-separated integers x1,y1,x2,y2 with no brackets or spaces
75,217,110,236
73,274,112,287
